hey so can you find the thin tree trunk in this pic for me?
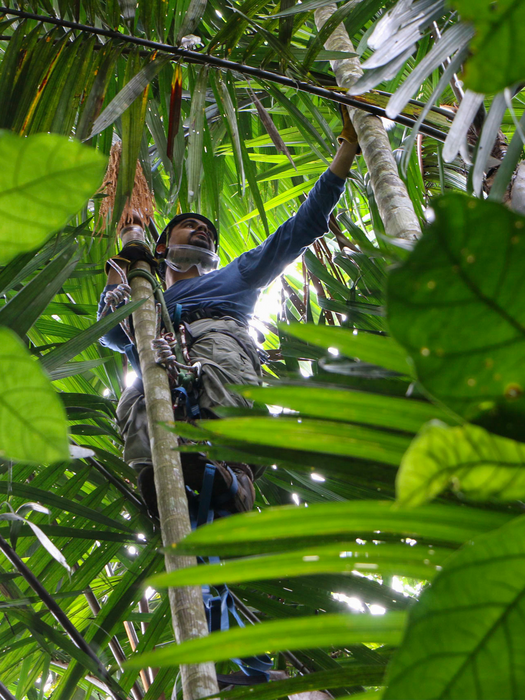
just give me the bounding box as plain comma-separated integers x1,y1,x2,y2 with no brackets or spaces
314,5,421,241
130,261,219,700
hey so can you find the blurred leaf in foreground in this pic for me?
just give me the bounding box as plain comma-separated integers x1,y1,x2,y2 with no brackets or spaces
0,326,69,463
385,515,525,699
387,194,525,439
397,420,525,506
126,612,407,669
450,0,525,93
0,131,106,264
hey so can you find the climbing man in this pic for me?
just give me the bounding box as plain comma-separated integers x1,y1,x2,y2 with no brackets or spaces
98,109,359,518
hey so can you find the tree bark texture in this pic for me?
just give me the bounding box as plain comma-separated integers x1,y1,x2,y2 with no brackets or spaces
130,262,219,700
314,5,421,241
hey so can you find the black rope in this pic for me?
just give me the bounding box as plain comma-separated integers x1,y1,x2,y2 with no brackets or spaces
0,6,448,141
0,534,126,700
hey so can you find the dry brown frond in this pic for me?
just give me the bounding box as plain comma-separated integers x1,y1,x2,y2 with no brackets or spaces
96,141,155,235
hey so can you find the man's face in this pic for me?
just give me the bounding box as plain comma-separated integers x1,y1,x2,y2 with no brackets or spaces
168,217,214,251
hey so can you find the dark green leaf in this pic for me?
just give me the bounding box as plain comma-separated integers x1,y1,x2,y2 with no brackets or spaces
387,194,525,437
450,0,525,93
385,515,525,699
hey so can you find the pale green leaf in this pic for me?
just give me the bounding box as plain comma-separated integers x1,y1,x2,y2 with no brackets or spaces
236,385,454,433
397,421,525,506
0,327,69,464
149,541,446,589
0,131,106,264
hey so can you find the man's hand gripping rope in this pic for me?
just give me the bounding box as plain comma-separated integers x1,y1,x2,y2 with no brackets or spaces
100,259,132,319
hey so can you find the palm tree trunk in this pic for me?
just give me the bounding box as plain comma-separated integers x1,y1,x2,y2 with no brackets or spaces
314,5,421,241
130,261,219,700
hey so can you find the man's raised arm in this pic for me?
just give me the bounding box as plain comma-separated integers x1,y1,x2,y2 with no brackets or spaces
235,109,360,289
330,107,359,179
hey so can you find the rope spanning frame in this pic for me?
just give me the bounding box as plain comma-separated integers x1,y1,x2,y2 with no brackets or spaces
0,6,449,142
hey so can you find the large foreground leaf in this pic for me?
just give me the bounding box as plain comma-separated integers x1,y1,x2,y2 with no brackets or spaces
0,327,68,463
202,667,385,700
172,501,511,557
385,515,525,699
281,323,411,374
126,612,407,669
0,131,106,264
176,416,410,465
149,541,447,589
236,385,454,433
451,0,525,93
387,195,525,438
397,421,525,506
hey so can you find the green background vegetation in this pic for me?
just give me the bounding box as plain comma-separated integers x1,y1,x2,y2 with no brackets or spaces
0,0,524,698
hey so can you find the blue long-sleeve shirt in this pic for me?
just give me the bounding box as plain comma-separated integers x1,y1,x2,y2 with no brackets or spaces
99,168,345,353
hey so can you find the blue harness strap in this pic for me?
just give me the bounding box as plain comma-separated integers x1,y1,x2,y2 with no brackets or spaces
172,385,201,419
201,583,272,679
172,302,183,328
187,463,271,681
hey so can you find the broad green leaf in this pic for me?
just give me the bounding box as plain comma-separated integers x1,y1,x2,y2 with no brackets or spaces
397,421,525,506
384,515,525,699
176,416,411,464
125,611,407,669
200,667,385,700
236,385,454,433
280,323,412,374
149,541,446,589
0,327,68,463
387,195,525,437
450,0,525,93
172,500,511,557
0,131,106,264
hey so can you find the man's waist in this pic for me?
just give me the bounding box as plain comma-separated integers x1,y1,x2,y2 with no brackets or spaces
179,306,247,326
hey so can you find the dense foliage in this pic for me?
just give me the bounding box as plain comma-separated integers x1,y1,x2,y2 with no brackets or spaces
0,0,524,698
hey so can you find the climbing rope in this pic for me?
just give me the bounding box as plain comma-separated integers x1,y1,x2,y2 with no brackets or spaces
99,259,134,343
